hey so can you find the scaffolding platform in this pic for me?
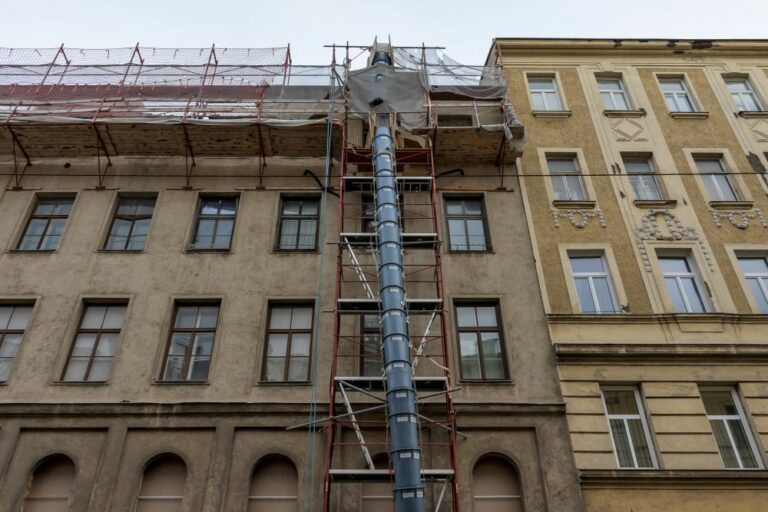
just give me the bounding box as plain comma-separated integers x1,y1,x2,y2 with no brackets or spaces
334,376,449,393
342,176,433,193
340,231,439,248
329,469,454,482
336,298,442,313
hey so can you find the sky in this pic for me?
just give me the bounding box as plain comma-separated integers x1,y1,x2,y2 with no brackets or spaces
4,0,768,66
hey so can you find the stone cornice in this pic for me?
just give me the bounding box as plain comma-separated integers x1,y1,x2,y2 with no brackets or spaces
580,469,768,490
555,343,768,364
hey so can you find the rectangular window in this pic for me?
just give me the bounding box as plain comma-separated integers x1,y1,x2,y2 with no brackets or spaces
598,77,631,110
658,255,709,313
623,157,662,200
527,76,563,111
277,198,319,250
360,314,381,377
190,197,237,250
737,256,768,314
162,303,219,381
569,254,619,313
0,305,33,382
105,196,156,251
455,303,507,381
547,157,586,201
63,304,126,382
726,78,764,112
694,158,739,201
659,78,696,112
700,388,762,469
263,304,313,382
445,197,489,252
602,388,657,468
18,197,73,251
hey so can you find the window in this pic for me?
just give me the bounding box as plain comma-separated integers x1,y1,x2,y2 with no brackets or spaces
569,254,619,313
455,303,507,381
137,454,186,512
547,157,586,201
700,388,762,469
694,157,739,201
0,304,32,382
18,197,73,251
598,77,631,110
23,455,75,512
659,77,696,112
445,197,489,251
602,388,657,469
190,196,237,250
623,157,663,200
277,198,319,250
105,196,155,251
738,256,768,313
263,305,313,382
472,456,523,512
162,303,219,381
360,314,381,377
527,76,563,111
726,78,764,112
62,304,126,382
658,255,709,313
249,456,298,512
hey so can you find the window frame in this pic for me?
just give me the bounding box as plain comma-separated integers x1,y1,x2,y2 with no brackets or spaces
568,253,620,314
359,313,381,377
597,76,632,111
443,195,491,253
261,303,315,383
736,254,768,314
453,301,509,382
275,196,321,252
699,386,764,470
103,194,157,252
622,156,664,201
160,301,220,383
61,302,127,383
725,77,765,112
657,253,711,313
16,195,75,252
0,303,34,383
526,74,565,111
601,386,659,469
188,195,239,251
693,156,740,202
658,76,699,113
547,155,587,201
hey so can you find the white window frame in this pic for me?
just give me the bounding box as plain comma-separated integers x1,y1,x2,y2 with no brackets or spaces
726,78,764,112
658,254,710,313
738,255,768,314
569,254,620,313
623,157,663,200
547,156,587,201
659,77,697,112
601,387,658,469
527,75,564,111
700,387,764,470
598,77,631,110
694,157,740,202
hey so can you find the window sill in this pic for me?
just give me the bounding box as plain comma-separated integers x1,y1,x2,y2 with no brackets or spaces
458,379,513,385
603,109,646,118
737,110,768,119
185,248,232,254
153,380,210,385
531,110,572,118
552,200,596,210
271,248,320,254
445,249,494,255
97,249,145,254
709,200,754,210
633,199,678,209
7,249,57,254
669,111,709,119
257,380,311,386
51,380,109,386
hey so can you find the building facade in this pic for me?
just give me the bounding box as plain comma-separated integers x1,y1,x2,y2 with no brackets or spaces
495,38,768,511
0,45,584,511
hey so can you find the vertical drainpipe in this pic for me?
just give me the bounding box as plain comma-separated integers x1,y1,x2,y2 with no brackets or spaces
371,50,425,512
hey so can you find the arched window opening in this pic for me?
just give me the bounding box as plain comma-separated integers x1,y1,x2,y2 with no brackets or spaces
24,455,75,512
361,454,393,512
249,455,298,512
472,455,523,512
136,454,186,512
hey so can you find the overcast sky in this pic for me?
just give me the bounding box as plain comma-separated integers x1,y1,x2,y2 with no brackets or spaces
4,0,768,65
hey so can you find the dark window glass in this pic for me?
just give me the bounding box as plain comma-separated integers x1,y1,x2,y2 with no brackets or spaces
63,304,126,382
278,198,319,250
445,198,488,252
18,197,73,251
0,305,33,382
105,197,156,251
455,303,507,380
263,305,313,382
162,304,219,381
360,314,381,377
191,197,237,250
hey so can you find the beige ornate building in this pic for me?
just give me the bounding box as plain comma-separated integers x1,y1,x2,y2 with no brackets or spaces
495,38,768,511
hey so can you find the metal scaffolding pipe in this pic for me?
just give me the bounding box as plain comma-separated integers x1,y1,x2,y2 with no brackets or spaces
372,46,425,509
